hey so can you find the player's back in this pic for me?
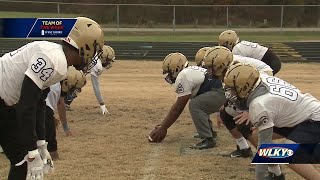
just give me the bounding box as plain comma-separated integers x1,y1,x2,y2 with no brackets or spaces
233,54,272,74
0,41,67,106
250,74,320,128
232,40,268,60
45,82,61,111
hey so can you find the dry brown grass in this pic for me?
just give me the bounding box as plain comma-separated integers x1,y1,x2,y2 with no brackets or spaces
1,61,320,180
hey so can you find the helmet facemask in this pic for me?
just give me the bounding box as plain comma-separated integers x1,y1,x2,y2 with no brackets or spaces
81,41,103,73
163,70,176,84
102,56,115,70
163,61,188,84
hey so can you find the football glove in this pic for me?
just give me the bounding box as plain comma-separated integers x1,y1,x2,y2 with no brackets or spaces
16,150,44,180
37,141,54,174
100,105,110,115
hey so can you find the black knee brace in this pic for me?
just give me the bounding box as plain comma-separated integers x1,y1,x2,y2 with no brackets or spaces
220,107,236,130
220,107,253,139
237,122,253,139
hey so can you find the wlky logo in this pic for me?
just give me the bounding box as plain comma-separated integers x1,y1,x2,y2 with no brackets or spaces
258,146,294,158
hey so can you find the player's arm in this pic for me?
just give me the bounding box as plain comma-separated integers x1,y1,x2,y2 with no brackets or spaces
91,74,110,115
16,76,43,155
57,94,71,136
35,88,50,145
162,94,190,129
149,94,191,142
20,53,56,156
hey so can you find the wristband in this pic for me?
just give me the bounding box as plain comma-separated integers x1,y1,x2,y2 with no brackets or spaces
28,149,39,158
36,140,46,147
62,122,70,132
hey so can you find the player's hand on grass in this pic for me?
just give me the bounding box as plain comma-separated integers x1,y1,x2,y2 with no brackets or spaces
100,104,111,115
234,111,250,125
148,125,167,143
64,130,73,137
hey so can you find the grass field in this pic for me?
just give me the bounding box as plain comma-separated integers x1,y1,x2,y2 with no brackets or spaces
1,61,320,180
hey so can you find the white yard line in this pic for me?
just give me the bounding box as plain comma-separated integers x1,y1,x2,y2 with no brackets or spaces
141,144,163,180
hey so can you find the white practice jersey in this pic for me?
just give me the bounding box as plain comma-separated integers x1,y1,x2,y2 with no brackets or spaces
174,66,206,98
249,73,320,131
0,41,67,106
90,58,103,77
234,55,273,74
45,82,61,111
232,40,268,60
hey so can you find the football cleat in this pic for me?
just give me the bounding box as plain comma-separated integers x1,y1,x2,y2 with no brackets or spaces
190,138,217,150
229,147,253,158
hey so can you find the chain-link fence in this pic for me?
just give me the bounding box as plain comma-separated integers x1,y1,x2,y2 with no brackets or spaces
0,1,320,31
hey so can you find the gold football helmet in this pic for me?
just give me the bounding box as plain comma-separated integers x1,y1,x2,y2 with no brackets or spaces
162,52,188,84
218,30,239,50
224,63,261,99
203,46,233,77
63,17,105,72
101,45,115,70
195,47,211,67
61,66,87,93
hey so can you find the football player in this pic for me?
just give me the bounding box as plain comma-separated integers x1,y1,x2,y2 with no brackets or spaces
148,53,226,149
204,46,284,178
203,46,273,158
65,45,115,115
45,66,86,160
218,30,281,75
224,63,320,180
0,17,104,179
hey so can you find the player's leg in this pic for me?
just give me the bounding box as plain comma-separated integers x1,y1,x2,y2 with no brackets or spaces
0,99,28,179
189,89,226,149
277,120,320,179
220,107,254,157
261,49,282,75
